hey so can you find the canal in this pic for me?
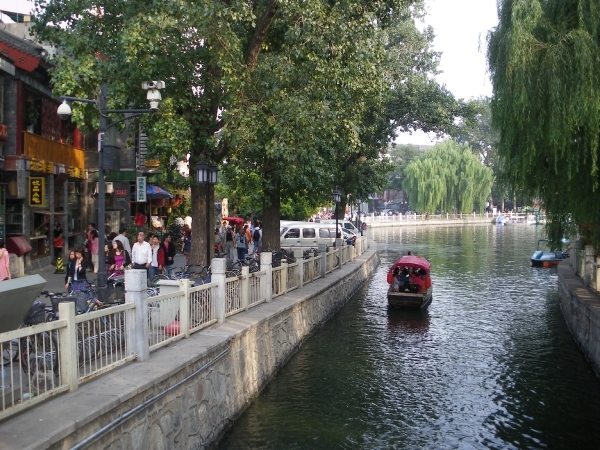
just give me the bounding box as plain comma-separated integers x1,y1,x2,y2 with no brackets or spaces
218,225,600,449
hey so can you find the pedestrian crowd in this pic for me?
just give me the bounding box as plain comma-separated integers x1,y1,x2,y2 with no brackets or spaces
216,219,262,263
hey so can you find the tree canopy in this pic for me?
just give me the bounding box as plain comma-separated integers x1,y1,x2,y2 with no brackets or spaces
32,0,479,257
403,141,494,214
488,0,600,247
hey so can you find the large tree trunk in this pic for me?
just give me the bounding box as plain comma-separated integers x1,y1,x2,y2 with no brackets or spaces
262,177,281,251
190,183,214,267
337,197,347,219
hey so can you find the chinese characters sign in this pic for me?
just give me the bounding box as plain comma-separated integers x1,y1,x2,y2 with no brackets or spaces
29,177,45,207
136,177,147,202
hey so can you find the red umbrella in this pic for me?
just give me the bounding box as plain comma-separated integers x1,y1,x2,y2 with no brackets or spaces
223,216,244,227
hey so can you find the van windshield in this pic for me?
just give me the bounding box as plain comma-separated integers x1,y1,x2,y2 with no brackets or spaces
284,228,300,239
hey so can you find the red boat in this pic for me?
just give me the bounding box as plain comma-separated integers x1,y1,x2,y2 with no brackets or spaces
386,255,433,309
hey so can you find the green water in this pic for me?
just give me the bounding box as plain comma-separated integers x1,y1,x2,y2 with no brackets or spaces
218,225,600,449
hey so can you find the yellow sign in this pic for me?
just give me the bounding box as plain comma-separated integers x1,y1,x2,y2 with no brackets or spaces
29,177,45,207
144,159,160,168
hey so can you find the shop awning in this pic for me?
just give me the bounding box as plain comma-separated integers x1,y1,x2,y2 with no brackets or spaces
146,185,173,199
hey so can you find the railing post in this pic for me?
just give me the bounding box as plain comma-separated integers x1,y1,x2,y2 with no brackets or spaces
292,248,304,287
319,244,327,278
125,269,149,361
58,302,78,392
281,259,288,294
211,258,227,323
296,252,304,290
241,266,249,310
179,279,191,338
260,252,273,303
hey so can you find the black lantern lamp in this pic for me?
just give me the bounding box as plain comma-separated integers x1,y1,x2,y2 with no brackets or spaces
196,160,219,264
332,186,342,247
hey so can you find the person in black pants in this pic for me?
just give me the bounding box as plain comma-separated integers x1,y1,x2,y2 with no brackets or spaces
162,233,177,276
65,248,91,292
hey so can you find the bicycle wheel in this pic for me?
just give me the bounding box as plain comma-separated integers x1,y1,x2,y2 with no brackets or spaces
2,339,19,366
20,332,58,378
150,274,170,287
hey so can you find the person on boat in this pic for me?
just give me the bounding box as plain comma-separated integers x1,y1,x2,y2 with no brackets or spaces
409,269,425,293
391,267,401,291
398,267,410,291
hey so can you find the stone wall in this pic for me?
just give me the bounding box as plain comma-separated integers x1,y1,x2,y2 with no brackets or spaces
557,261,600,378
0,247,379,450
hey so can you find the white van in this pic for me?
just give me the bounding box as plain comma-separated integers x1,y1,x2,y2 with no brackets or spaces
280,221,349,249
316,219,361,234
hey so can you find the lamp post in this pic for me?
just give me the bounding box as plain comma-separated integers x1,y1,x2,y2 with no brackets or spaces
332,186,341,247
58,82,164,287
356,198,362,236
195,160,218,265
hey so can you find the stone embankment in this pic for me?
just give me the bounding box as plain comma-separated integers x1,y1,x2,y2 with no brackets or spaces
0,245,379,450
557,258,600,378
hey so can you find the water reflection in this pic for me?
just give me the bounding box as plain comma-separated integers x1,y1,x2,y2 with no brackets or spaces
219,225,600,449
386,308,430,333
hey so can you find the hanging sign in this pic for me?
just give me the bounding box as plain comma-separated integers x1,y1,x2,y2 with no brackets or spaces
29,177,45,206
136,176,147,202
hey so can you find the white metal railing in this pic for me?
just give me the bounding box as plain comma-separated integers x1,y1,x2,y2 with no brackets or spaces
0,237,373,420
362,212,540,224
325,249,334,274
313,254,323,280
249,271,266,307
272,264,286,298
287,262,299,291
147,291,185,351
303,257,313,283
0,320,67,421
189,282,218,333
75,303,135,383
225,276,243,317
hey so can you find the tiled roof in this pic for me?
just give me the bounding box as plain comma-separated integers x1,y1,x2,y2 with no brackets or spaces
0,27,45,59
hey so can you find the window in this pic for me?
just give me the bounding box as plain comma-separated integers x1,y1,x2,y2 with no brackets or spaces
284,228,300,239
303,228,316,238
319,228,335,238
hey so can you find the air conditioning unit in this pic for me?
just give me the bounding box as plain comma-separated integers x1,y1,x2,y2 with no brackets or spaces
95,182,114,194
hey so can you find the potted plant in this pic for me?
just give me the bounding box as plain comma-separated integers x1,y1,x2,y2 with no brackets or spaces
25,105,39,132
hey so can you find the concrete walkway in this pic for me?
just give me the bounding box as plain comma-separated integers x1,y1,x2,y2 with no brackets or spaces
0,246,379,449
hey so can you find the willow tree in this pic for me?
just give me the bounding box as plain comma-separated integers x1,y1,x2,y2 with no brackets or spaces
488,0,600,247
403,141,494,214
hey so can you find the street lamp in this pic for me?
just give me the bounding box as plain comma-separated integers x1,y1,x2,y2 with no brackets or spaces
356,198,362,236
332,186,341,247
58,82,165,287
195,160,218,264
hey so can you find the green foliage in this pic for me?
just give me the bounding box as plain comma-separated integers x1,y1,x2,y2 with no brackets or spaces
387,144,425,191
488,0,600,248
403,141,494,214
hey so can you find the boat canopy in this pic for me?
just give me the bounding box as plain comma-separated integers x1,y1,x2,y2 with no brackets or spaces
388,255,431,274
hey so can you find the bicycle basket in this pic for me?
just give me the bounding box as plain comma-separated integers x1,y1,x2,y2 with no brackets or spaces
73,292,90,313
25,300,46,325
96,283,125,304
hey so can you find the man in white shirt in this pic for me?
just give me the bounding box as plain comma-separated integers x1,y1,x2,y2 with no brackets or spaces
131,232,152,274
113,224,131,255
